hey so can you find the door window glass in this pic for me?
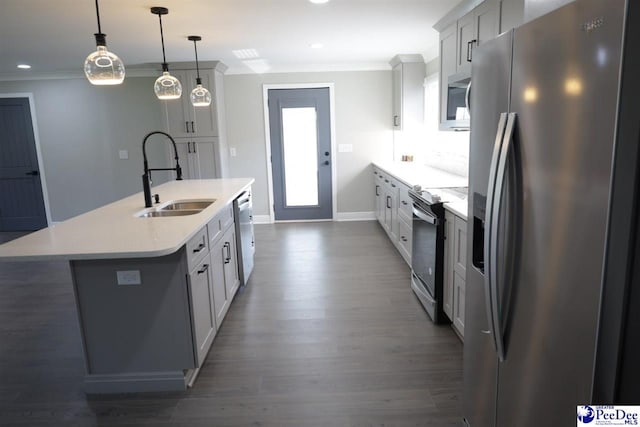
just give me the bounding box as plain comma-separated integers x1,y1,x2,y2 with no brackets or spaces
281,107,319,207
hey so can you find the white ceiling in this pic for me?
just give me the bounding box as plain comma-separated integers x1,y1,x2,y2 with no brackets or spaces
0,0,461,78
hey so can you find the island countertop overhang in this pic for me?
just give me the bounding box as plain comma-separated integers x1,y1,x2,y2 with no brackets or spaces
0,178,254,262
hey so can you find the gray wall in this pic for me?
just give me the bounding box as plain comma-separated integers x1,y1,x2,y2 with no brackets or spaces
0,77,168,221
224,70,393,218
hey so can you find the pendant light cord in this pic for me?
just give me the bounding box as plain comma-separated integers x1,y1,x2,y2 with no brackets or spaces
95,0,102,34
158,14,168,69
193,40,201,80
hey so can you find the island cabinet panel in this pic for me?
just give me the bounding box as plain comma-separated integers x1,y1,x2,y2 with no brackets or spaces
210,236,231,325
223,226,240,299
71,249,196,376
187,253,217,367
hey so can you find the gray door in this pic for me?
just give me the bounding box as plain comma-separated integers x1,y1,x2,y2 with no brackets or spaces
496,1,624,426
0,98,47,231
268,88,332,220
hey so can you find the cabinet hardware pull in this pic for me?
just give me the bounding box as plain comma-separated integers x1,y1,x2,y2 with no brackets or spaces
224,242,231,264
401,236,407,242
193,242,206,253
391,183,396,188
191,121,195,133
374,171,377,175
187,142,191,153
393,115,399,127
193,142,197,153
25,170,39,176
467,39,477,62
386,196,391,209
197,264,209,274
375,185,380,196
185,121,190,133
402,200,408,205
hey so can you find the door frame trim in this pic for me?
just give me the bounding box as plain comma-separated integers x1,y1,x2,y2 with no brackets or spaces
0,93,52,226
262,83,337,223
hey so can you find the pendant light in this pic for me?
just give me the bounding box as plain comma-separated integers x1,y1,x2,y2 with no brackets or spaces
151,7,182,100
187,36,212,107
84,0,125,85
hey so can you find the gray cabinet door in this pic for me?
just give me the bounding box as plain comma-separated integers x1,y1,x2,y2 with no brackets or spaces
164,69,191,138
456,12,475,74
222,227,240,301
211,237,229,328
475,0,502,52
439,23,457,126
164,69,218,138
392,63,402,128
188,254,217,367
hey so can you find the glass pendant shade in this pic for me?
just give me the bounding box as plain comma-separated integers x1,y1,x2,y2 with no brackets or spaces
191,84,212,106
154,71,182,100
84,45,125,85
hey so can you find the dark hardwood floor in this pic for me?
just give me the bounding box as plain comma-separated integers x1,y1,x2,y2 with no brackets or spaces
0,221,462,426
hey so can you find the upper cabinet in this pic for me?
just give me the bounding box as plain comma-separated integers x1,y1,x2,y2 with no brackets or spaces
435,0,524,130
162,61,230,178
390,55,425,132
164,67,222,138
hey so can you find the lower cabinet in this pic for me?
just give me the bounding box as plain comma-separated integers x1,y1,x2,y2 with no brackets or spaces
188,253,217,367
174,138,218,180
444,210,467,339
373,166,412,266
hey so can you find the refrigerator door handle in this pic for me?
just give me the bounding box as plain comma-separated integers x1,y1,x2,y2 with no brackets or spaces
484,112,509,359
490,112,518,362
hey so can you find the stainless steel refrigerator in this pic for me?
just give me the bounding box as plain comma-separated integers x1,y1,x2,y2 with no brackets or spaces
464,0,638,425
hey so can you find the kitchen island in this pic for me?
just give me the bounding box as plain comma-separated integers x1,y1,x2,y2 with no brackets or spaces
0,178,254,393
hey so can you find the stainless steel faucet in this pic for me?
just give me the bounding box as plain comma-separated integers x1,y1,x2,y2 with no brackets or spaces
141,131,183,208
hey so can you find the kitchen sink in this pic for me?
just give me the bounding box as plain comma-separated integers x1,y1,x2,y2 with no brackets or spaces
159,200,215,211
137,210,203,218
135,199,215,218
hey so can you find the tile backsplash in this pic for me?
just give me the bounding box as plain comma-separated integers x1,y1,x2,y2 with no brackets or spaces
422,130,470,178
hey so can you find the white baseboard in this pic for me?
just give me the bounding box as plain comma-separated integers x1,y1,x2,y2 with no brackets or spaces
253,212,376,224
335,211,376,222
252,215,272,224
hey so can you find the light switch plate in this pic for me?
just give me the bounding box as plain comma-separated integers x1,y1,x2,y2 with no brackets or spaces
116,270,141,285
338,144,353,153
118,150,129,160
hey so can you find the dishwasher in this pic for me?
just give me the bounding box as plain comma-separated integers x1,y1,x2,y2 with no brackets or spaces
233,190,255,287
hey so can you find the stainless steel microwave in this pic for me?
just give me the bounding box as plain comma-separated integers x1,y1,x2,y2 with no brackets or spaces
441,72,471,130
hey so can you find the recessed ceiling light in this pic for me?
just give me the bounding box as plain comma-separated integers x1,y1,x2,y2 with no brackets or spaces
17,64,31,69
310,43,324,49
309,0,330,4
232,49,260,59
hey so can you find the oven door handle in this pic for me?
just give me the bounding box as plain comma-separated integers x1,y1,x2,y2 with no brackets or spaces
412,206,438,225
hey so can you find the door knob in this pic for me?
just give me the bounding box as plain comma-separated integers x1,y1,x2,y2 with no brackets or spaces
324,160,330,166
324,151,330,156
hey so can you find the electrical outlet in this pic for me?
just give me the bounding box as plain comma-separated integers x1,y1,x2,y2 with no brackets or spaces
230,147,237,157
118,150,129,159
116,270,141,285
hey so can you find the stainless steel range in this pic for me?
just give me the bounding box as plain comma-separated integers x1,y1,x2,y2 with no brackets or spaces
409,186,467,323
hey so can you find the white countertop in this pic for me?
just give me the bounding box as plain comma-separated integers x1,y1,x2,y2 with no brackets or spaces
0,178,254,262
373,162,469,219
